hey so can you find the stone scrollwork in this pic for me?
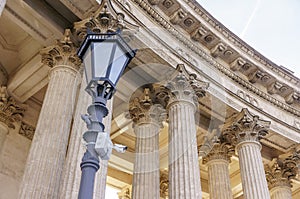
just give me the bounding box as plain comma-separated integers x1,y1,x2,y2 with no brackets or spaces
222,108,270,145
0,86,25,129
40,29,81,70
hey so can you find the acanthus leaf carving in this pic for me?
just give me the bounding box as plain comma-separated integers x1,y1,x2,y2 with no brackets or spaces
40,29,81,70
127,88,167,127
0,86,25,129
265,157,298,189
222,108,270,145
163,64,208,108
73,0,138,42
200,129,235,164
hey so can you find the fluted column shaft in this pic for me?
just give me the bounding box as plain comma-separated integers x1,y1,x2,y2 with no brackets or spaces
270,186,292,199
132,123,160,199
207,159,232,199
237,141,270,199
18,65,79,199
59,73,113,199
168,101,201,199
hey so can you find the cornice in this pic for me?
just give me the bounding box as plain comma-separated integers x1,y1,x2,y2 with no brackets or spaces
183,0,300,84
129,0,300,117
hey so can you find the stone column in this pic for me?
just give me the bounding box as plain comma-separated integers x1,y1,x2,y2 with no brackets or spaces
59,70,114,198
128,88,166,199
202,135,234,199
0,0,6,16
18,29,81,199
265,157,298,199
157,64,208,199
223,108,271,199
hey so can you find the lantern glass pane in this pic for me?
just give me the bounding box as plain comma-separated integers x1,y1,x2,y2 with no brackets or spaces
109,44,128,85
83,45,92,84
93,42,114,79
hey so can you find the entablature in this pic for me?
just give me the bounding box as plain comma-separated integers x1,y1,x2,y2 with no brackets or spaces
139,0,300,106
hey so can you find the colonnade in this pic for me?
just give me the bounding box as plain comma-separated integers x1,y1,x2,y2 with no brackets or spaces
15,39,299,198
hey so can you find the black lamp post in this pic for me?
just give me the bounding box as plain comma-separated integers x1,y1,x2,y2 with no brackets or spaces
77,31,135,199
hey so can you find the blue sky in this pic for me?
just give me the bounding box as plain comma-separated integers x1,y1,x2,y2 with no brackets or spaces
197,0,300,78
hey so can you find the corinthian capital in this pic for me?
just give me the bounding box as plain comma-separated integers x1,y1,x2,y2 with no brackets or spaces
222,108,270,145
127,88,167,127
265,158,298,189
0,86,25,129
40,29,81,70
73,0,138,41
157,64,208,108
201,132,235,164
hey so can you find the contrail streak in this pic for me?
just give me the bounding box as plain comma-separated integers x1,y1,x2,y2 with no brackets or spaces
240,0,261,38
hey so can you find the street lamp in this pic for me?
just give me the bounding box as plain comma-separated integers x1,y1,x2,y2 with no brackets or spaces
77,31,136,199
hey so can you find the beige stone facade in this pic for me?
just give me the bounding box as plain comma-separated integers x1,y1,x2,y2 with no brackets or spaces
0,0,299,199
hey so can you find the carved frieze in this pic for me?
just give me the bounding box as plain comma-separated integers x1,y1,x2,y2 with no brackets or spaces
40,29,81,70
237,90,259,108
176,47,198,66
0,86,25,129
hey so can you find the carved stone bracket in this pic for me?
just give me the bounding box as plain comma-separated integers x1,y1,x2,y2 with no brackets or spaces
40,29,81,70
0,86,25,129
265,157,298,189
222,108,270,145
